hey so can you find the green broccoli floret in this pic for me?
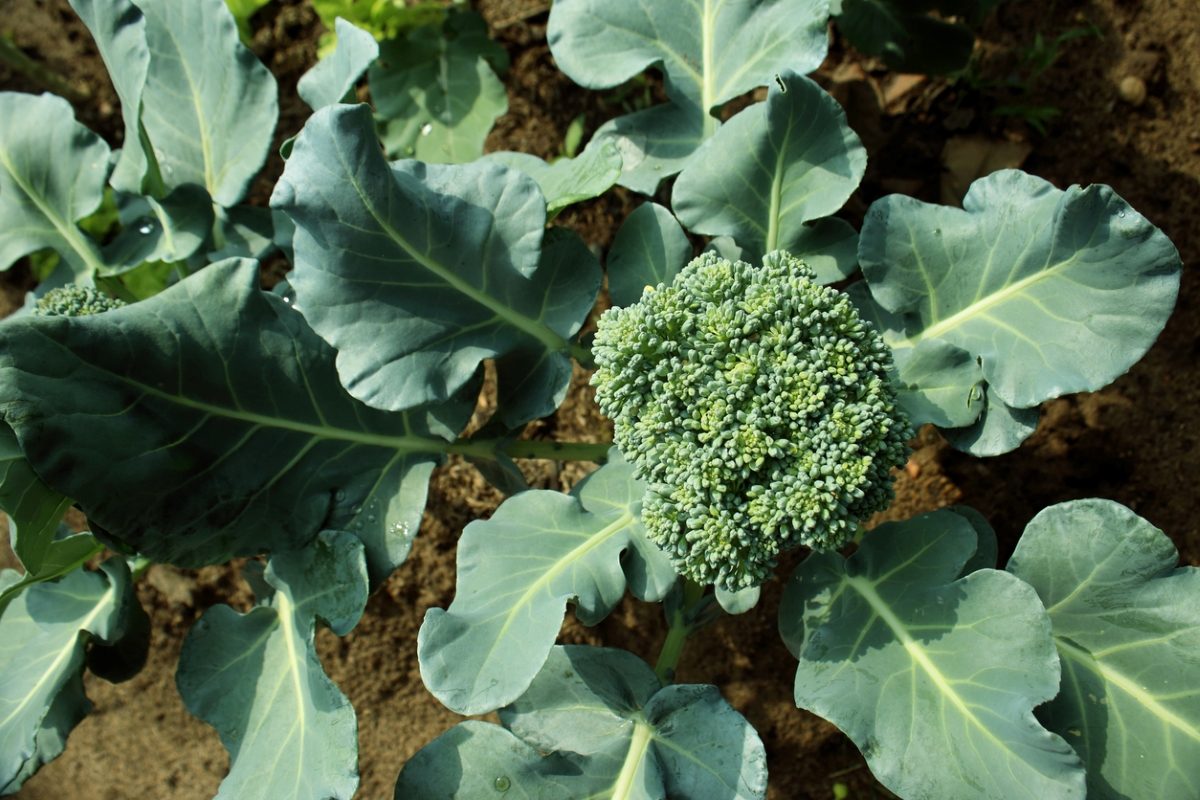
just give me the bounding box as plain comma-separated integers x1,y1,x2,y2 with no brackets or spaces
592,251,912,591
31,285,127,317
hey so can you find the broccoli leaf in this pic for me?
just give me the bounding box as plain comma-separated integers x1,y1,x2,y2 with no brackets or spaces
548,0,832,194
1007,500,1200,800
859,170,1181,411
835,0,978,75
135,0,279,207
67,0,155,196
605,202,692,308
0,422,74,577
177,530,368,800
297,17,379,111
0,559,143,793
418,452,677,715
673,71,865,280
942,384,1041,457
371,10,508,163
399,646,767,800
779,509,1087,799
482,139,623,221
0,259,466,581
274,104,597,424
0,92,109,280
102,185,216,271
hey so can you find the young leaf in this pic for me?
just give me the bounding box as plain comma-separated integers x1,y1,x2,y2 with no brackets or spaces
0,559,143,792
273,104,597,424
1007,500,1200,800
66,0,155,196
136,0,279,207
0,259,467,580
399,646,768,800
779,509,1087,799
547,0,832,193
482,139,623,221
297,17,379,111
942,384,1041,457
673,70,865,279
177,530,368,800
859,170,1182,410
418,452,677,715
0,92,109,280
371,10,508,163
102,184,216,271
605,202,692,308
0,422,74,577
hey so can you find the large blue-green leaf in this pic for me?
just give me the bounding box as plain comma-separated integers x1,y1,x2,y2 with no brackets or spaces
858,170,1181,411
606,202,692,308
371,10,508,163
177,530,368,800
398,646,767,800
135,0,278,206
418,452,677,715
297,17,379,111
1008,500,1200,800
273,104,598,424
0,92,109,280
780,509,1086,799
482,139,623,221
67,0,156,195
0,560,141,793
548,0,832,193
673,71,864,280
0,258,467,580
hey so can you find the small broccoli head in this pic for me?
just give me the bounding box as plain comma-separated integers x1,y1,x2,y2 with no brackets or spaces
31,285,127,318
592,251,912,591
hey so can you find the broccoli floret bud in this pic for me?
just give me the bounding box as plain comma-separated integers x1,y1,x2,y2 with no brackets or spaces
32,285,127,317
592,251,912,591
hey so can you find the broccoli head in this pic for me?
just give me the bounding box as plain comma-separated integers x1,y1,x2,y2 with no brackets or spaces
592,251,912,590
32,285,127,317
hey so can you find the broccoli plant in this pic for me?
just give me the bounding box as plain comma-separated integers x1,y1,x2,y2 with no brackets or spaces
0,1,1196,799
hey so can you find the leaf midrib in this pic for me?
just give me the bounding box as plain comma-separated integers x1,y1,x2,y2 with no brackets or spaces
0,145,106,276
1055,636,1200,744
333,136,570,356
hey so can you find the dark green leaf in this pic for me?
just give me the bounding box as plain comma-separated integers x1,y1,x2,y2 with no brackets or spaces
0,259,464,579
606,202,692,308
274,104,595,425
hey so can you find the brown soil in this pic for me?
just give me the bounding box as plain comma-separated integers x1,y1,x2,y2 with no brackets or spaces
2,0,1198,798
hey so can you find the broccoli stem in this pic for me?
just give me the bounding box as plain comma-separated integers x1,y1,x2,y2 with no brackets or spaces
654,578,706,686
446,438,612,463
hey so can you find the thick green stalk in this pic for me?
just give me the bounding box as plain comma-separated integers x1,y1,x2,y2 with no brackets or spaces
447,438,612,463
654,579,706,686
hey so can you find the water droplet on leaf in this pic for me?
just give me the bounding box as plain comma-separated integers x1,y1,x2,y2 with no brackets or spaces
420,123,434,136
139,223,154,234
493,776,510,792
367,515,376,523
336,490,347,502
